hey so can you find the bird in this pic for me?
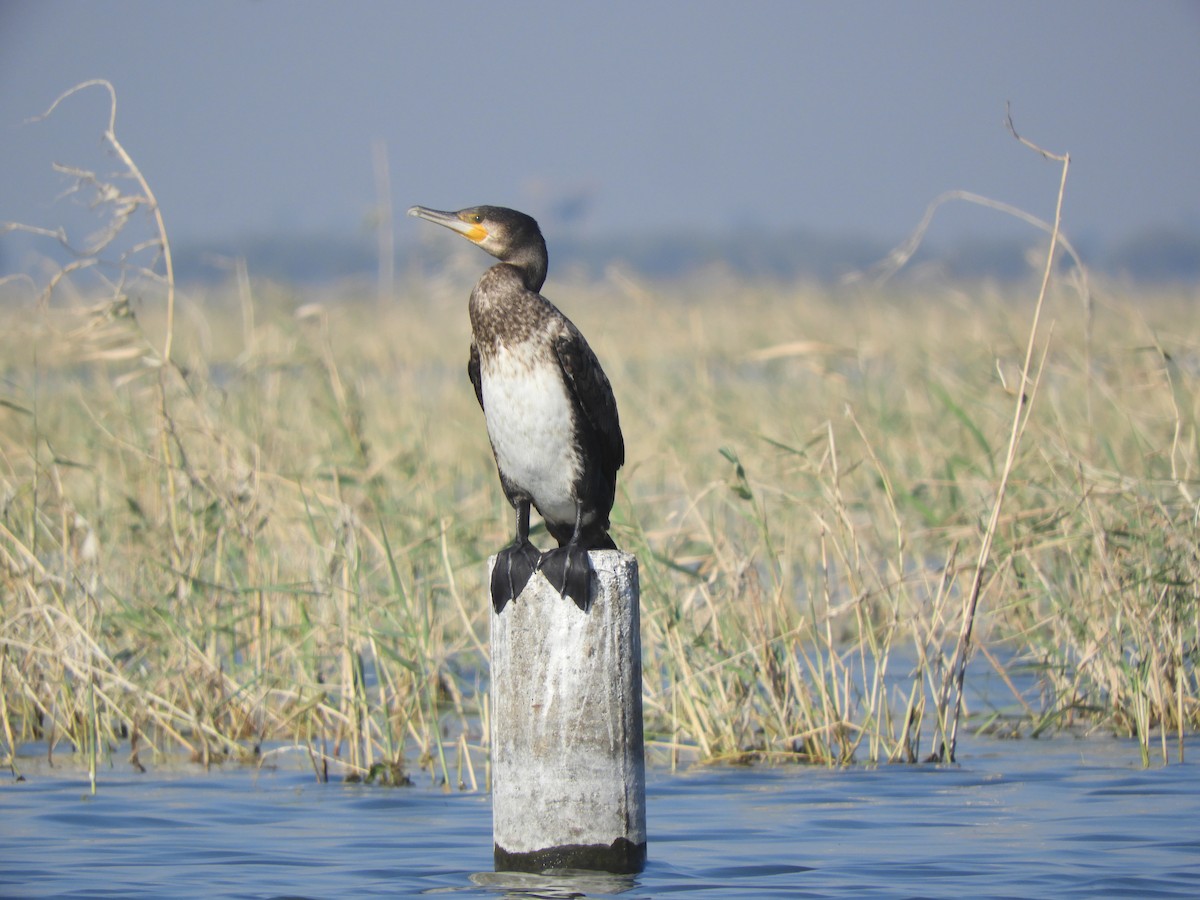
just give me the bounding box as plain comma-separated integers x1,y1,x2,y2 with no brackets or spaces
407,205,624,614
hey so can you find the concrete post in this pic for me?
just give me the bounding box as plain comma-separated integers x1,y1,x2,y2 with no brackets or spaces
489,550,646,874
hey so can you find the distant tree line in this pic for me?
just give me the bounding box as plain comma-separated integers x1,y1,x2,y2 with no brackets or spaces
8,225,1199,287
178,226,1200,285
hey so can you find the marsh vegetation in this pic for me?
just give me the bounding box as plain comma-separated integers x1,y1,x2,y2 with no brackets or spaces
1,84,1196,786
3,263,1196,777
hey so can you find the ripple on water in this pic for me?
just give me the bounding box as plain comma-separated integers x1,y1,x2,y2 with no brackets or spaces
2,737,1199,898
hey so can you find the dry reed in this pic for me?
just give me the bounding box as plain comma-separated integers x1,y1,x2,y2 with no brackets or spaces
2,86,1197,787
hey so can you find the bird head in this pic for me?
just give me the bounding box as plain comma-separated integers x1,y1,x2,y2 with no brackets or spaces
408,204,544,263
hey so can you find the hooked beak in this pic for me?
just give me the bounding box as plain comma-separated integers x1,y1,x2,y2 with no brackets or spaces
407,206,488,243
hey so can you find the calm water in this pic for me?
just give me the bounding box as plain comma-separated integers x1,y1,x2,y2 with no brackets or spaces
3,736,1198,899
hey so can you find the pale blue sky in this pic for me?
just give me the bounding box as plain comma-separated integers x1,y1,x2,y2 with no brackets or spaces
2,1,1198,254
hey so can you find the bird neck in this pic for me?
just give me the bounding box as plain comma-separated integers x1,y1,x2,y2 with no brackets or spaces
505,240,548,293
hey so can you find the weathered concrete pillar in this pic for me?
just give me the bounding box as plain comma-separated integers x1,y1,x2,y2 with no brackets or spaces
489,550,646,874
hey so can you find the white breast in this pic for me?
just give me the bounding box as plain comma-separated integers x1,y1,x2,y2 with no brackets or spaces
481,341,581,525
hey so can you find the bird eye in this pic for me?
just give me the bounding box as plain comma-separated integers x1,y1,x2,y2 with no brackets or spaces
472,215,484,224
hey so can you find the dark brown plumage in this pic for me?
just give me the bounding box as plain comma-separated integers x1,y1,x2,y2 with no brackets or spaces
408,204,623,612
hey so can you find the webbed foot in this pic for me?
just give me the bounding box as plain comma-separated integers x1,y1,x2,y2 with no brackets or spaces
490,540,541,614
538,545,594,612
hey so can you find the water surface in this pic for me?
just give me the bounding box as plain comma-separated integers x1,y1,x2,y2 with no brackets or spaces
3,736,1198,898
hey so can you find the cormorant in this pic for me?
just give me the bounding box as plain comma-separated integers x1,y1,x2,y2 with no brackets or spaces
407,205,624,614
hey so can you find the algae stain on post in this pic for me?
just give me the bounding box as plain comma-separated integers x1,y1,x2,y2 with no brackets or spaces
489,550,647,874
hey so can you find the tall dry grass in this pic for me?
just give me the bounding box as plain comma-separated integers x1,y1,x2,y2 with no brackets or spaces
1,84,1197,786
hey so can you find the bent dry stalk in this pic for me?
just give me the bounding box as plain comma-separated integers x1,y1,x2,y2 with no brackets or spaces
939,118,1072,763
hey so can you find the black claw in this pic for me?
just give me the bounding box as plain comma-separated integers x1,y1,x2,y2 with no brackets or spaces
491,540,540,614
538,545,594,612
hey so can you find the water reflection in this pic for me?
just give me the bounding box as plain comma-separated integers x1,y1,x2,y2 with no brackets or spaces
470,869,638,897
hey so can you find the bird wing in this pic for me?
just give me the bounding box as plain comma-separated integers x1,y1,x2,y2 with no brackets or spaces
553,326,625,475
467,341,484,410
